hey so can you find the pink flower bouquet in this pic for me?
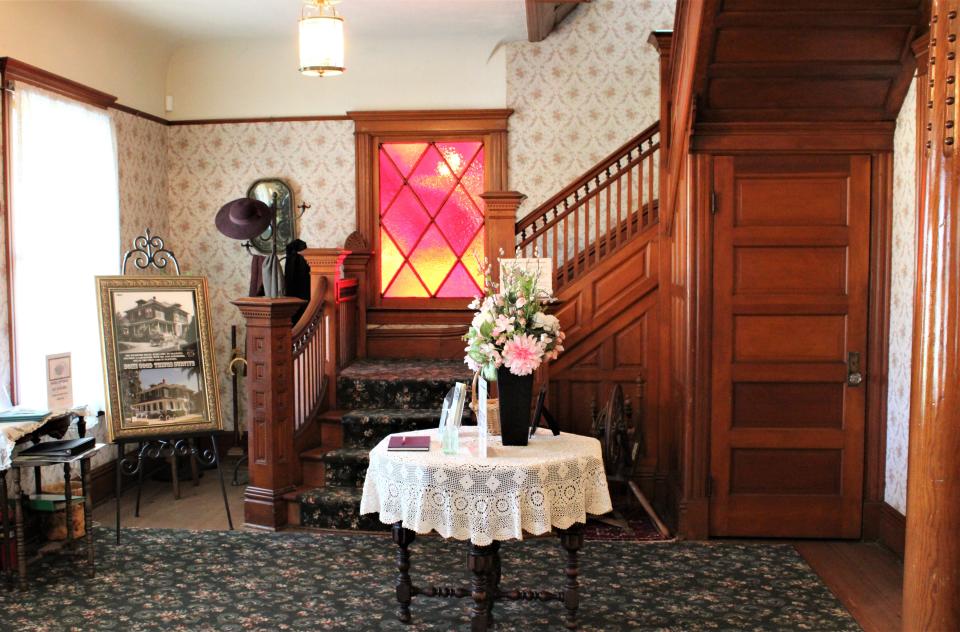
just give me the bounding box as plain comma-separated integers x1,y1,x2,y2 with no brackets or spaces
464,258,565,380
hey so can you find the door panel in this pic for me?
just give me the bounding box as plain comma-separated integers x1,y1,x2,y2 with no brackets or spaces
710,154,869,538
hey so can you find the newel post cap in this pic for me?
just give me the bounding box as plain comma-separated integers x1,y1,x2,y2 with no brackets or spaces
232,296,306,324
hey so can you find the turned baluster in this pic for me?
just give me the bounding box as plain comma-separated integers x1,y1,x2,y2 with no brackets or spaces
392,523,416,624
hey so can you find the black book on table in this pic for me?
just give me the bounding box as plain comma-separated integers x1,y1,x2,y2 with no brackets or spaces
19,437,94,457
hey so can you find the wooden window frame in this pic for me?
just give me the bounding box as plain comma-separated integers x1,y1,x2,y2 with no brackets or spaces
0,58,117,401
350,109,512,311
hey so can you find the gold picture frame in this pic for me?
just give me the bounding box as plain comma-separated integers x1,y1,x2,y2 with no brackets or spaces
96,276,222,441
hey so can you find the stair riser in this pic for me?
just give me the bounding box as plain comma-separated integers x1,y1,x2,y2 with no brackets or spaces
301,460,327,488
342,417,439,449
325,462,368,488
336,378,462,410
300,501,387,532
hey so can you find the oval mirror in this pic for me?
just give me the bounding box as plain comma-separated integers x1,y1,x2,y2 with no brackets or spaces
246,178,296,254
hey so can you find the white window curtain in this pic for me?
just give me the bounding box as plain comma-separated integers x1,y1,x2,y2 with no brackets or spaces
9,83,120,412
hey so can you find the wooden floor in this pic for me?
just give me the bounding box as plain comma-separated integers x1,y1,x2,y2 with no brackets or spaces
93,458,246,531
93,468,904,632
795,541,904,632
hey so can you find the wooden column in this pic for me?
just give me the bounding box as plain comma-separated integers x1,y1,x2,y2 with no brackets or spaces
232,297,305,531
481,191,526,282
903,2,960,628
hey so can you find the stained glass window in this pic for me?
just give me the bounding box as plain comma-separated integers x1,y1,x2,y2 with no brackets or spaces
379,141,485,298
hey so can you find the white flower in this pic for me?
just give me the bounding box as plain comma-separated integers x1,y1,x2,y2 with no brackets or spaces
533,312,560,333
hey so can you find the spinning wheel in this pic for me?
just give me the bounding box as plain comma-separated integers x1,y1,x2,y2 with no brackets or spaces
590,379,669,538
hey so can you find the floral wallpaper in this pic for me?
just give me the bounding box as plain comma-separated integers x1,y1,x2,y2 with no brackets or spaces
166,121,355,423
885,78,918,516
505,0,675,215
113,109,170,254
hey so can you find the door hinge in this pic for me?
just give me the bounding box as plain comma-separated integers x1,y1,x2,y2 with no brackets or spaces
710,191,719,214
706,474,714,498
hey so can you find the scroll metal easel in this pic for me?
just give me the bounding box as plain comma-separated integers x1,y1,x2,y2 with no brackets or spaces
114,229,233,543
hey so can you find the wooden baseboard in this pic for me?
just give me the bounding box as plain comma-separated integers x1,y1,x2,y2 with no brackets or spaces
863,500,905,557
678,496,710,540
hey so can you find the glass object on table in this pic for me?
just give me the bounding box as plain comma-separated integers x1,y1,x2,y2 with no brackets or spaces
439,383,466,455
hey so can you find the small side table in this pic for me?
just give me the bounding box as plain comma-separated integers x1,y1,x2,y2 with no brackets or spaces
6,443,107,590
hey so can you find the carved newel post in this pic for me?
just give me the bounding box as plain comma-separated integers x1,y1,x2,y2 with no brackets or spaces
481,191,526,281
903,2,960,629
232,297,305,530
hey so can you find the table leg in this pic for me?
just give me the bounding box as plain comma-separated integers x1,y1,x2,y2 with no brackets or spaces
486,541,501,627
468,542,495,632
558,524,585,630
392,522,415,624
80,458,95,577
63,463,74,554
1,469,8,587
12,468,25,590
115,443,123,544
33,466,41,497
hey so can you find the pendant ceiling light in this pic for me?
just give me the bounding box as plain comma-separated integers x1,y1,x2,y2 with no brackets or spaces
299,0,345,77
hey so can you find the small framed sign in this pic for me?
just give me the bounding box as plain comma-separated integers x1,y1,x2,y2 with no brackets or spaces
45,353,73,411
96,276,222,441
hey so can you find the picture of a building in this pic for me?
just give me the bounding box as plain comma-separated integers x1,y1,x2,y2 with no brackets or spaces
127,368,202,423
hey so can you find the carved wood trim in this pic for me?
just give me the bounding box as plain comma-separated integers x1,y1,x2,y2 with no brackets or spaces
352,109,512,311
0,57,117,109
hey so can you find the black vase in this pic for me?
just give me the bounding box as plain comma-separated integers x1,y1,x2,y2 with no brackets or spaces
497,367,534,446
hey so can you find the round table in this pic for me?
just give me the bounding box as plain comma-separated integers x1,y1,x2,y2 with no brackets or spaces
360,427,613,631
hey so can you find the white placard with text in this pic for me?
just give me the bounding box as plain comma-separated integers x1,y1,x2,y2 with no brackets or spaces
46,352,73,411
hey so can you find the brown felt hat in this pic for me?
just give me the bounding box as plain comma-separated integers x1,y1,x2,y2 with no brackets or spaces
215,198,272,240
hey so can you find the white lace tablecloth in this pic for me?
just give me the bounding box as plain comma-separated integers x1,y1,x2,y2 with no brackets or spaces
360,427,612,545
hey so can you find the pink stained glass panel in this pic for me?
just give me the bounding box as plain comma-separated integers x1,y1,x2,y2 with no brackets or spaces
379,140,485,298
436,262,482,298
407,225,457,294
381,188,431,256
380,229,405,291
460,228,486,287
384,262,429,298
435,142,482,178
461,147,485,207
379,150,405,215
383,142,428,177
435,184,484,256
408,144,456,216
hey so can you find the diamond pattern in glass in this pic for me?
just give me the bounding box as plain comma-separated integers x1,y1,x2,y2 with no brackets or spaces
379,141,485,298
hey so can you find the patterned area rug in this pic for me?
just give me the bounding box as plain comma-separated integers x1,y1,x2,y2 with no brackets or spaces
1,527,858,631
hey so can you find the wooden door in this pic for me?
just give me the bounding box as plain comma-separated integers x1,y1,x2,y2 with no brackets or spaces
709,154,870,538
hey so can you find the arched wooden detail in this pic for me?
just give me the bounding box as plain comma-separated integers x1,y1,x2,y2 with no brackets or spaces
903,2,960,628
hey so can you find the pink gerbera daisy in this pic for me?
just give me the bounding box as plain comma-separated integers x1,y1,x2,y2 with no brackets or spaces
502,334,544,376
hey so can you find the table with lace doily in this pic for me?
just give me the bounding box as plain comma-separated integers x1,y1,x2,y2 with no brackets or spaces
360,427,613,631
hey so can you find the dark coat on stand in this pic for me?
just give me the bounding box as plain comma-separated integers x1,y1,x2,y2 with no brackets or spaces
285,239,311,324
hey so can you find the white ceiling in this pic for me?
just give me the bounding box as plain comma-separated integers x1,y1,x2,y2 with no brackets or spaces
96,0,528,43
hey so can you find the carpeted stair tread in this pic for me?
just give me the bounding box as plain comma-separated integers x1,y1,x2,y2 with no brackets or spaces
321,448,371,488
298,486,387,531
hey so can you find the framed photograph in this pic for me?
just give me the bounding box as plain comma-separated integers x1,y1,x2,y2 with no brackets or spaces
96,276,222,441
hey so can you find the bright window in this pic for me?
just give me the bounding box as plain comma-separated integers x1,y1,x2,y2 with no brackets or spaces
9,83,120,410
379,141,485,298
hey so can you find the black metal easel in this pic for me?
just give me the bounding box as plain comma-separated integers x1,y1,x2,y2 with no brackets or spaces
114,230,234,543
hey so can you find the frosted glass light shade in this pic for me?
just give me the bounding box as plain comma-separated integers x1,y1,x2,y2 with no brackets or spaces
299,12,344,77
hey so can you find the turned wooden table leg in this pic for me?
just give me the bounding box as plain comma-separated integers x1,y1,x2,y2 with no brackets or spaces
468,542,495,632
558,524,585,630
80,458,95,576
12,468,25,590
486,540,501,626
392,522,415,624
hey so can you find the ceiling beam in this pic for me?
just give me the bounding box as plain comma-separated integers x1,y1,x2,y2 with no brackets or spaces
525,0,590,43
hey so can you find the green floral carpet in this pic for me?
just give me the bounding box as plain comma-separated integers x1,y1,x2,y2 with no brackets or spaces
1,527,859,632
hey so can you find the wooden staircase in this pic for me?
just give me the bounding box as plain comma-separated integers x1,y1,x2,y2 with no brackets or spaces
234,121,662,531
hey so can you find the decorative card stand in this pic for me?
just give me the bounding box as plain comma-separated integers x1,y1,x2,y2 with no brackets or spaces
113,230,233,542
